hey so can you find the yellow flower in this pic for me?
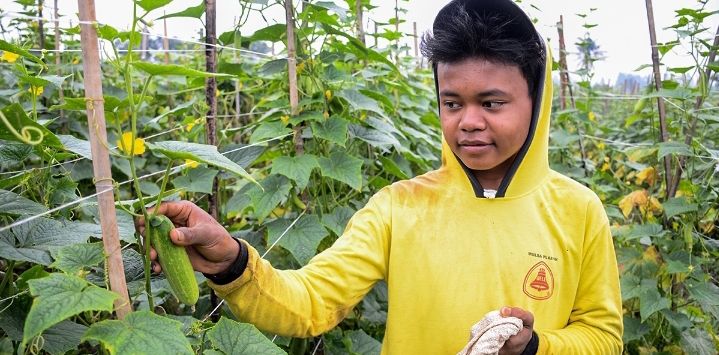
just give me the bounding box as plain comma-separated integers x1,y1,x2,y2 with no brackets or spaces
185,122,195,132
117,132,145,156
635,167,658,186
185,159,199,168
618,189,662,217
588,111,596,122
281,115,290,125
72,57,80,65
325,90,332,101
323,111,330,119
28,86,44,96
1,51,19,63
215,89,221,97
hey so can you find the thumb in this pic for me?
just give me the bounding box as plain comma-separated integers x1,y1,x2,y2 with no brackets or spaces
171,226,211,246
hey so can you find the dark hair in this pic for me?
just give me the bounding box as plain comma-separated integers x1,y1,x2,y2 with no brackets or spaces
421,4,545,95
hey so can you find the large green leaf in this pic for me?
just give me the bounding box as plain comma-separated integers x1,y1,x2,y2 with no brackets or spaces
247,175,292,220
657,141,692,159
207,317,286,355
135,0,172,12
311,116,348,146
639,279,670,321
0,141,33,166
318,150,363,191
0,104,62,148
347,329,381,355
83,311,193,355
687,280,719,308
0,189,47,216
0,237,52,265
271,154,318,190
58,134,93,160
0,39,45,66
132,62,232,78
18,74,69,89
622,315,650,343
250,121,293,144
680,328,716,355
148,141,256,184
41,321,88,355
349,124,400,148
266,214,328,265
321,206,355,236
50,242,104,274
336,89,386,116
173,167,218,194
23,274,117,347
663,197,698,218
156,2,205,19
249,24,287,43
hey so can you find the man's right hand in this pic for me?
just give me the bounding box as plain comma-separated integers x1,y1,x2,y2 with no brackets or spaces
135,201,240,275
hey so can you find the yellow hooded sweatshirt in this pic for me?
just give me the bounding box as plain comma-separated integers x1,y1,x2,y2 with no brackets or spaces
210,4,623,354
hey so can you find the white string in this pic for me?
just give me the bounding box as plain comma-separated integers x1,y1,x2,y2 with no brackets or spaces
0,133,293,233
197,208,307,325
581,134,718,161
311,338,322,355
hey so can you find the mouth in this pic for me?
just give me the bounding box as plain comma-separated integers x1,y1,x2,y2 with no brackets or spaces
458,139,493,147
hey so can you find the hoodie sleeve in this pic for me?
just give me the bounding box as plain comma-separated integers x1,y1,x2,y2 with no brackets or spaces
207,188,392,338
535,198,623,354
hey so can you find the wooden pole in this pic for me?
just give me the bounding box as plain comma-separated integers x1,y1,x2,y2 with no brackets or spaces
374,21,378,48
205,0,219,220
54,0,64,123
162,15,175,122
37,0,45,50
77,0,131,319
557,16,569,110
355,0,365,46
669,24,719,198
285,0,303,155
644,0,673,198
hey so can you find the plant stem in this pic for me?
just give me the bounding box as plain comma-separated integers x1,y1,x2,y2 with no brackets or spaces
153,160,175,216
0,261,16,296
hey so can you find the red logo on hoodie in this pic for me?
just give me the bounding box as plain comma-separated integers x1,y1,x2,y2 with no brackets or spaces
523,261,554,300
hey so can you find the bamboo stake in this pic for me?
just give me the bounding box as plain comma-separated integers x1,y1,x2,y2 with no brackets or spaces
37,0,45,50
356,0,365,46
285,1,303,157
77,0,131,319
413,21,419,68
669,24,719,198
557,16,569,110
53,0,63,123
644,0,673,198
374,21,378,48
205,0,219,220
162,15,175,123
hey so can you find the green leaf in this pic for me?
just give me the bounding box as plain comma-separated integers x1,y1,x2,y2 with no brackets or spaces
156,2,205,19
23,274,117,347
347,329,381,355
247,175,292,220
148,141,256,185
41,321,88,355
311,117,348,146
132,62,232,78
336,89,385,116
266,215,328,265
622,315,650,343
661,309,692,331
379,156,409,179
58,134,92,160
657,141,692,159
50,242,104,274
639,279,670,321
173,167,218,194
222,144,266,169
349,124,400,148
83,311,193,355
97,24,119,41
0,237,53,265
663,197,698,218
19,74,70,89
0,39,45,66
1,104,62,148
271,154,319,190
0,141,33,166
207,317,286,355
135,0,173,12
250,121,293,144
321,206,355,236
680,328,716,355
0,189,47,216
687,280,719,307
318,150,363,191
16,265,50,290
249,24,287,43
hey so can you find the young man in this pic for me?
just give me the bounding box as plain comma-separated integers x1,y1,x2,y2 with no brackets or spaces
142,0,623,353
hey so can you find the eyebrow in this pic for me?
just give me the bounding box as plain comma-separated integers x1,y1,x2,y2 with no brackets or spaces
439,89,510,98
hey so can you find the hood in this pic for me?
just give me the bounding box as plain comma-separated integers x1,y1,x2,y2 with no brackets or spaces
433,0,553,199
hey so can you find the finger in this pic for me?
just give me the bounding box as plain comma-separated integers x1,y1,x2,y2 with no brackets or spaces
151,261,162,273
500,306,534,327
150,248,157,261
151,201,198,226
171,224,219,247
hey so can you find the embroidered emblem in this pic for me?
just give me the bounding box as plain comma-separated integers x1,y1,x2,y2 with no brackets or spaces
523,261,554,300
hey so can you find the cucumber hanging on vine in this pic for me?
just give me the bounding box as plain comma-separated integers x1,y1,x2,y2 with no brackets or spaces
149,215,199,306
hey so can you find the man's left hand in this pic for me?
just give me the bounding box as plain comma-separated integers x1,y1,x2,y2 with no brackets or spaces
498,306,534,355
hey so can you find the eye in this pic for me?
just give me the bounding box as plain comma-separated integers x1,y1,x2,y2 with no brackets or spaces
443,101,462,110
483,101,505,110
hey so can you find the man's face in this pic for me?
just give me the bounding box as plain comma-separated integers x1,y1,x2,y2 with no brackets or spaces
437,58,532,181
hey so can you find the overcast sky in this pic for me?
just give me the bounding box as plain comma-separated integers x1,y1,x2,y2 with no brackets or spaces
2,0,718,83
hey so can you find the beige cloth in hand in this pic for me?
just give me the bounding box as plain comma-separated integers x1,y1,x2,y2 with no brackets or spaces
457,310,523,355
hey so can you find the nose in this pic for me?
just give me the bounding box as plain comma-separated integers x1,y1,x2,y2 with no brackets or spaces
457,104,487,132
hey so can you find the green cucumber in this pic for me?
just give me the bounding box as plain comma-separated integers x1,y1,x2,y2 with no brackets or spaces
149,215,199,306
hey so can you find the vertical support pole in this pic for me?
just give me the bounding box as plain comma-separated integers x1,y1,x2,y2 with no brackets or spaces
355,0,365,46
557,16,568,110
54,0,64,123
374,21,378,48
77,0,131,319
37,0,45,50
413,21,419,68
285,0,303,155
162,15,175,123
644,0,673,198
